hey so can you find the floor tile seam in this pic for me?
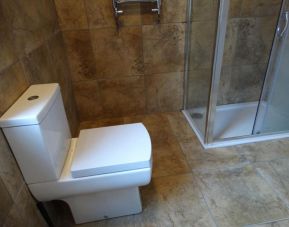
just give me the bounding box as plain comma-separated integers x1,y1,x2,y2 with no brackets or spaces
244,217,289,227
253,165,289,210
151,172,193,180
190,161,253,174
193,174,219,227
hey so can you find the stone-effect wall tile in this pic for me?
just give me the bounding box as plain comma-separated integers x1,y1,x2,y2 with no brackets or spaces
218,64,265,105
191,0,218,22
217,8,280,105
141,0,187,25
23,42,57,84
187,69,212,108
47,33,80,135
23,33,79,135
189,21,217,70
73,80,103,121
90,27,144,78
143,23,185,74
85,0,141,28
0,62,29,116
0,177,13,225
230,18,273,65
98,76,145,118
54,0,88,30
0,131,24,201
4,186,46,227
241,0,282,17
146,72,183,112
229,0,243,18
0,5,17,72
117,3,142,27
63,30,97,82
85,0,115,29
0,0,58,56
73,76,146,120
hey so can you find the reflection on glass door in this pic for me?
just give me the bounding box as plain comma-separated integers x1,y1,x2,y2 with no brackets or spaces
254,2,289,134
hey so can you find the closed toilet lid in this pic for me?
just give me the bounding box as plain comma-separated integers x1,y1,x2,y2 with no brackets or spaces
71,123,152,178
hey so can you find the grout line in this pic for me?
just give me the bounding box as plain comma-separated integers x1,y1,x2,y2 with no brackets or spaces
194,174,219,227
82,0,90,30
244,217,289,227
60,21,187,32
254,164,289,210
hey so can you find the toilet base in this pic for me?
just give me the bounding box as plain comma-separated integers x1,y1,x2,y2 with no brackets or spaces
62,187,142,224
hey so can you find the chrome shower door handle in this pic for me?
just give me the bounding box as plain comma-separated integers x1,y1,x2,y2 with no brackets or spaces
278,11,289,38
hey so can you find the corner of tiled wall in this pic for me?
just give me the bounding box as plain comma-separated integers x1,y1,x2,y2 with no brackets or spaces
54,0,187,121
0,0,80,225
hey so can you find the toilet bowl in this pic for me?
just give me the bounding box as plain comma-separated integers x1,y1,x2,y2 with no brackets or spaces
0,83,152,224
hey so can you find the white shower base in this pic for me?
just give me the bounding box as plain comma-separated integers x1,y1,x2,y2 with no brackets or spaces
183,102,289,149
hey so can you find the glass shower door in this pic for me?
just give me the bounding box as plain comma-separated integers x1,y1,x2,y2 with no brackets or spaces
183,0,219,140
254,1,289,134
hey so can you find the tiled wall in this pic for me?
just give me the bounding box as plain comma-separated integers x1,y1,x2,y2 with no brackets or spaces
54,0,187,120
218,0,282,105
186,0,219,108
187,0,282,108
0,0,79,225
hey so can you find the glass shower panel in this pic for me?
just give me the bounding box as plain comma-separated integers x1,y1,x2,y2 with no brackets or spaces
254,3,289,134
184,0,219,138
213,0,282,141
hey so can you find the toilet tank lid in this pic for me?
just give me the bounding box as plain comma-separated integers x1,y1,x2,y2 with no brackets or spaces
0,83,60,128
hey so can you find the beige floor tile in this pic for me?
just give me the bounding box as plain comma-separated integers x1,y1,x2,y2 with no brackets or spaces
236,140,289,162
152,137,191,178
255,159,289,207
247,219,289,227
134,174,216,227
180,139,248,171
165,112,197,143
196,164,289,227
77,174,216,227
77,215,136,227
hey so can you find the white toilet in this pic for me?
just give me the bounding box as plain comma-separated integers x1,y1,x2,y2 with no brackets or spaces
0,83,152,224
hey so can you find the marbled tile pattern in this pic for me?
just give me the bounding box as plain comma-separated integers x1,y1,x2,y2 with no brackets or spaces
0,178,13,225
143,23,185,75
196,165,289,227
0,0,79,225
141,0,187,25
255,159,289,207
63,30,97,82
54,0,88,30
247,219,289,227
55,0,187,120
90,27,144,78
0,62,29,116
0,0,58,56
145,72,183,113
187,0,282,109
47,112,289,227
3,185,47,227
23,32,79,135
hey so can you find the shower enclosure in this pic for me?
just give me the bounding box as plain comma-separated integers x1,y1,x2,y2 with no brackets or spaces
183,0,289,148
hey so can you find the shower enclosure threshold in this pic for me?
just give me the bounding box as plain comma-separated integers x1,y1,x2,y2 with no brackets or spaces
183,102,289,149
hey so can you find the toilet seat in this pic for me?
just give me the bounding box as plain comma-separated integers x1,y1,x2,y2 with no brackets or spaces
71,123,152,178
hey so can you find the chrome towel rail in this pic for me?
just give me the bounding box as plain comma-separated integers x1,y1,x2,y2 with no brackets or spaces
113,0,161,16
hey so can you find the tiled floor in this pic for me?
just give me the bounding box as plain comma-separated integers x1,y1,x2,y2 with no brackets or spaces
52,112,289,227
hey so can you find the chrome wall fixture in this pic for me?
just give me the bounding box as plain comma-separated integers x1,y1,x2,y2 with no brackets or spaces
113,0,161,16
